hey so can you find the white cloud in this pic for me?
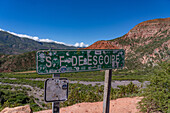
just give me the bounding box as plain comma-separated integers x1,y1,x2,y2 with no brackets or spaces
39,39,73,46
74,42,89,47
1,28,40,41
0,28,4,31
0,28,89,47
39,39,55,43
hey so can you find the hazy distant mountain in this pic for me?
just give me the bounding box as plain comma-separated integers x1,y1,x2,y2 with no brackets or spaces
0,30,77,55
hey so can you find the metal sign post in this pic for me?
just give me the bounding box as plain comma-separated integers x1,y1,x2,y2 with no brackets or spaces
103,69,112,113
36,49,125,113
52,102,60,113
53,74,60,113
44,74,68,113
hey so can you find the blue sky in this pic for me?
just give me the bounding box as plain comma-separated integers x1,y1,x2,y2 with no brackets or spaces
0,0,169,47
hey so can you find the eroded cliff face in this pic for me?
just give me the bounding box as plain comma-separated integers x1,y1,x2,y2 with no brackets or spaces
88,18,170,69
113,18,170,68
128,18,170,39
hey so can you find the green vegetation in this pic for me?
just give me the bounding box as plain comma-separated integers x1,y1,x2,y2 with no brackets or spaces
0,84,31,91
0,68,154,82
0,87,41,111
0,72,51,79
0,61,169,112
61,82,140,107
0,79,44,89
0,68,144,112
138,61,170,113
0,82,140,111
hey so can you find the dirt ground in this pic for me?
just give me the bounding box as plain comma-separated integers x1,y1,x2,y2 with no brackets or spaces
35,97,143,113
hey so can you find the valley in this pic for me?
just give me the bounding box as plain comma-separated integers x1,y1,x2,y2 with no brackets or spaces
0,61,169,112
0,18,169,113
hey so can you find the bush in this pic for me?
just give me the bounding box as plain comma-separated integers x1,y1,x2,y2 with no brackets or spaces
138,62,170,113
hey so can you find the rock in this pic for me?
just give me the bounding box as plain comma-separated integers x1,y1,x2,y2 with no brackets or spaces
1,105,32,113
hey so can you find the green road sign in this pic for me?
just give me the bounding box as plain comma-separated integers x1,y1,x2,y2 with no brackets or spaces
36,49,125,74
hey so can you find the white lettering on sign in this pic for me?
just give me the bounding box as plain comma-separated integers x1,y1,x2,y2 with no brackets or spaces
57,54,122,67
104,55,109,64
72,56,77,66
116,54,120,67
37,50,124,74
51,52,123,68
112,55,115,62
58,54,122,67
99,55,103,65
60,56,65,66
79,56,84,66
46,57,52,67
93,56,98,65
88,55,92,65
111,55,115,67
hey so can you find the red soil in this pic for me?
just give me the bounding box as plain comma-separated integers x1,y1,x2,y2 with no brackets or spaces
84,41,119,49
34,97,142,113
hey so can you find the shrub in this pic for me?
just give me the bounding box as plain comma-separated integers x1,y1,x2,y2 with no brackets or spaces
138,62,170,113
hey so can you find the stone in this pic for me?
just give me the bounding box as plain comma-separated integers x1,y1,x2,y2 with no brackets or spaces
1,105,32,113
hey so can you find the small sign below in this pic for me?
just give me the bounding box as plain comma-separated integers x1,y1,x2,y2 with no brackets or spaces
44,78,68,102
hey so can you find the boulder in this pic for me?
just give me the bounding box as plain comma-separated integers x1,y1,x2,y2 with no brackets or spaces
1,105,32,113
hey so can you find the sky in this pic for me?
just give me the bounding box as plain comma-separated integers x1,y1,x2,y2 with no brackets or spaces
0,0,169,47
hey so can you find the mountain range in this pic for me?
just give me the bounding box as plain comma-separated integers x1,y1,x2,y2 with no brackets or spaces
0,30,77,55
0,18,169,72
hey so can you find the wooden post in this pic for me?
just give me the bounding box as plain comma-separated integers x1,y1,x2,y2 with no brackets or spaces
52,74,60,113
103,69,112,113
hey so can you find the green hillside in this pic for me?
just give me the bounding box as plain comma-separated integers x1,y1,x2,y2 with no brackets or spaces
0,51,36,72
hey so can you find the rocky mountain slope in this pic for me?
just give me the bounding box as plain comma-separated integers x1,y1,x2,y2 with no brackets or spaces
84,18,170,69
0,30,76,55
110,18,170,69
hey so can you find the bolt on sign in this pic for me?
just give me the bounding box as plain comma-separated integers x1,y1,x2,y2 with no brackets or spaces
36,49,125,74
